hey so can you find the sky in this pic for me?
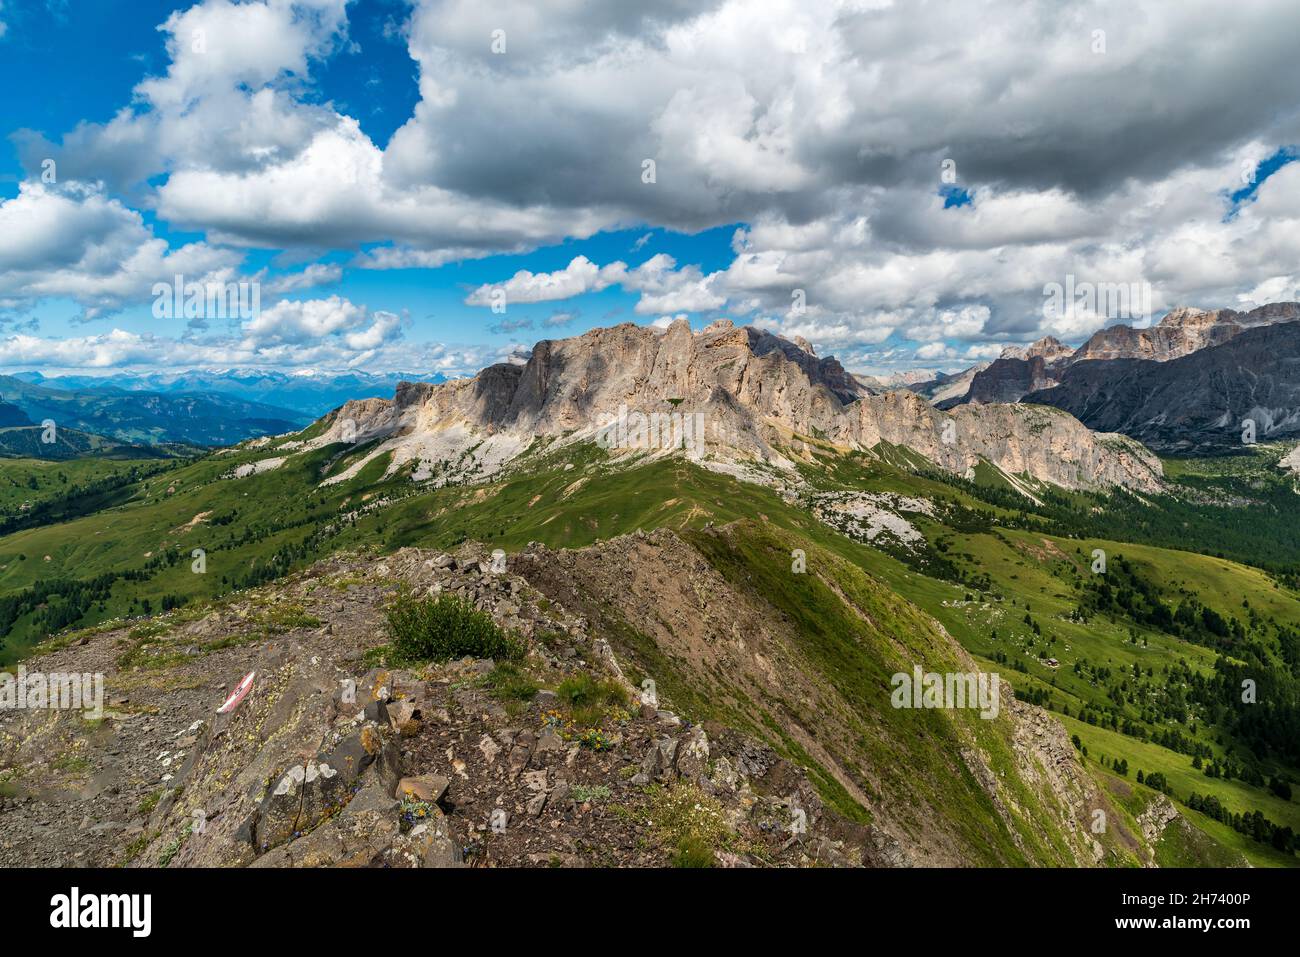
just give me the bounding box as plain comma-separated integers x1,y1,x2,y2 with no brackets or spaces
2,0,1300,379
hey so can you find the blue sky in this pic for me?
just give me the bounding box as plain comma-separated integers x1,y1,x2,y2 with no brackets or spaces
2,0,1300,378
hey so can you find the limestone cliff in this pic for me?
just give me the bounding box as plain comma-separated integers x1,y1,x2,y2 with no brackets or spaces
308,319,1162,493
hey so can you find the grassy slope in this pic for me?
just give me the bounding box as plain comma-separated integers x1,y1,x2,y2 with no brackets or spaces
0,457,166,512
681,521,1084,865
3,435,1297,865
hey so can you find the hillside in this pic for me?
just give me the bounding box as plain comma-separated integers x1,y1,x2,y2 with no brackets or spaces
0,426,165,460
0,423,1295,866
0,525,1195,869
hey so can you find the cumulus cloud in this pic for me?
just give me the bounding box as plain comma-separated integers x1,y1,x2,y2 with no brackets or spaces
464,256,622,306
241,295,372,345
0,182,240,321
465,253,726,316
13,0,1300,371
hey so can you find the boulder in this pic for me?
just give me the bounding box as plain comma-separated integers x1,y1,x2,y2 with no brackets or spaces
254,719,398,852
675,726,710,782
251,783,400,868
396,774,449,804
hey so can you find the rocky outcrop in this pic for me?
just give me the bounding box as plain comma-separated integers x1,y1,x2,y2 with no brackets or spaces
1024,320,1300,452
948,355,1063,406
1280,443,1300,476
304,320,1162,493
1001,335,1074,364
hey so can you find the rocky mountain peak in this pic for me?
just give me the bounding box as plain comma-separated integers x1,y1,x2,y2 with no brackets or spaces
1156,305,1215,327
310,320,1162,494
1001,335,1074,363
1240,301,1300,325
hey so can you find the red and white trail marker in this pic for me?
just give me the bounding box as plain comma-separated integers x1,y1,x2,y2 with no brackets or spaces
217,671,256,714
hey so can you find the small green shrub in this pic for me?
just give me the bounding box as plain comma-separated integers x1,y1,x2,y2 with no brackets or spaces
384,592,523,664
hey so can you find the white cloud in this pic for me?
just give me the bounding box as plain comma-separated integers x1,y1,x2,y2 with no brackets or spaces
241,295,372,345
15,0,1300,369
464,256,622,306
0,182,240,320
259,262,342,294
465,253,728,316
621,255,727,315
0,308,500,378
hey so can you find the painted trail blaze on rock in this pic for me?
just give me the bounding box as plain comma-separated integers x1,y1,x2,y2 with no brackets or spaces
217,671,256,714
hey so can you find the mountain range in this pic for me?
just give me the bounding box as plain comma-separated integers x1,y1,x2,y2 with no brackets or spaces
307,318,1162,494
13,368,443,417
927,302,1300,451
0,374,309,452
1024,321,1300,452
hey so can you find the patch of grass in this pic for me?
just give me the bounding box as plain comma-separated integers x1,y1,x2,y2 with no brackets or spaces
51,753,91,774
255,603,322,634
569,783,612,803
157,824,190,867
672,834,716,868
555,672,629,727
383,591,523,664
119,831,152,866
481,661,541,702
